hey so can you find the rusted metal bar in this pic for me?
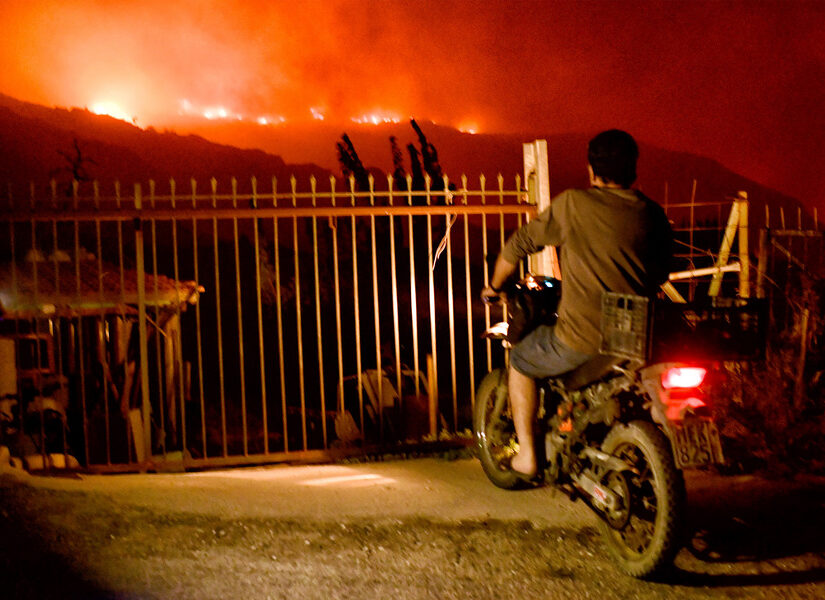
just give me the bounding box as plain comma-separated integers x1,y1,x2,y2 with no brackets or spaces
231,178,249,456
272,178,289,453
350,176,364,441
170,180,188,461
134,183,151,465
461,175,475,409
291,177,307,451
368,175,383,441
388,176,403,425
407,175,421,400
310,176,328,448
251,178,269,454
191,179,207,459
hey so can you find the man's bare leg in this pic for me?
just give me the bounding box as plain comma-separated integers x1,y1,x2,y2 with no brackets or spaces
509,365,538,476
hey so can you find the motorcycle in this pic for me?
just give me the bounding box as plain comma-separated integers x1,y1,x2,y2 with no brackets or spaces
475,275,766,578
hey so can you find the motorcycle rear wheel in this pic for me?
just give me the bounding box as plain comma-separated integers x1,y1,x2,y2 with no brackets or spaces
598,420,685,579
474,368,521,489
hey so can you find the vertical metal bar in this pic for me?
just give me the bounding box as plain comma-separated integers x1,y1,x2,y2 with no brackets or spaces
407,175,420,399
498,175,509,325
310,176,328,448
149,181,166,456
388,176,403,428
191,179,207,459
231,178,249,455
170,179,187,462
251,178,269,454
350,177,364,437
134,183,152,464
272,178,289,453
50,186,67,462
31,188,45,466
480,175,491,372
330,177,345,421
291,177,307,451
93,181,111,464
116,181,132,461
210,179,228,457
444,176,457,431
67,182,90,467
462,175,475,410
368,175,383,441
426,176,438,430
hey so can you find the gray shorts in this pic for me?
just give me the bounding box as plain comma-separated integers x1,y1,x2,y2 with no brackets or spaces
509,324,594,380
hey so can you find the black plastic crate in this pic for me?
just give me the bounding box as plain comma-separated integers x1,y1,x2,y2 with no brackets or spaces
600,293,650,360
600,293,769,363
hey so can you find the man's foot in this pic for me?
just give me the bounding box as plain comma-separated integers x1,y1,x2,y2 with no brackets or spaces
510,450,537,479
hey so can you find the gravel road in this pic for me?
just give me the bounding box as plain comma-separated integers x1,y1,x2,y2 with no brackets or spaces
1,457,824,599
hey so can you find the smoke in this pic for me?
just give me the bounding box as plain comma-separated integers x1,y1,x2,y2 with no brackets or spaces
1,1,823,207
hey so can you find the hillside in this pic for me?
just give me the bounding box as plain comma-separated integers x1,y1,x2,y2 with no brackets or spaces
0,93,810,229
0,94,330,195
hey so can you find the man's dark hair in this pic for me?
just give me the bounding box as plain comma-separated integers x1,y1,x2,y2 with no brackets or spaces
587,129,639,187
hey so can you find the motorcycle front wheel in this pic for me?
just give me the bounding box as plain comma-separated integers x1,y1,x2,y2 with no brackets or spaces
598,420,686,579
473,368,521,489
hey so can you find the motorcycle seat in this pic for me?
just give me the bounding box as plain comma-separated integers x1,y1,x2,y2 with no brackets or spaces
557,353,626,391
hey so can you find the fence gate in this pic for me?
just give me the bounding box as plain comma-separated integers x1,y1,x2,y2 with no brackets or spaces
1,173,534,472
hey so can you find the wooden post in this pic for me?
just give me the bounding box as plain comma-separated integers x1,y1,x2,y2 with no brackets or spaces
523,140,560,278
756,228,769,299
794,308,810,411
737,191,750,297
709,199,741,297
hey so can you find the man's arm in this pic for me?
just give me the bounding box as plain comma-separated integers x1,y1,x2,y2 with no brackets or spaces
480,254,519,303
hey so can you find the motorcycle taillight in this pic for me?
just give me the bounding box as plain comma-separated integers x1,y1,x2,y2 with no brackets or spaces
661,366,707,389
660,366,708,420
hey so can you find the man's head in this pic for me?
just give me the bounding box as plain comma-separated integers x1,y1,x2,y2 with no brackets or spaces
587,129,638,188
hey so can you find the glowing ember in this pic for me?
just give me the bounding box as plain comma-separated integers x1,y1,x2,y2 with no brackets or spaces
351,111,401,125
310,107,326,121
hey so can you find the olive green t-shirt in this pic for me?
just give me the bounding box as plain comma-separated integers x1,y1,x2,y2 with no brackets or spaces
501,187,672,354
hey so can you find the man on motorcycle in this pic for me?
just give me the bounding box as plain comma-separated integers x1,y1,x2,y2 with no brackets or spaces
480,129,673,480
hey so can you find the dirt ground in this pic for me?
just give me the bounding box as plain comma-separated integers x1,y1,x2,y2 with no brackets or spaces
2,457,825,599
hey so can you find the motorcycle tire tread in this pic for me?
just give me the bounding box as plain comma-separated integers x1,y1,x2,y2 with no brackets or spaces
598,420,686,579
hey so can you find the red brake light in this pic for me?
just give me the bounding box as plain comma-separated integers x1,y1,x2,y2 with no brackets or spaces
661,367,707,389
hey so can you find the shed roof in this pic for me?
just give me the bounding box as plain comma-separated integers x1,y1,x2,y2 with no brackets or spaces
0,258,202,318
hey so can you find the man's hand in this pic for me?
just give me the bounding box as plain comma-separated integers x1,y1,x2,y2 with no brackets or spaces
480,286,505,305
482,255,518,305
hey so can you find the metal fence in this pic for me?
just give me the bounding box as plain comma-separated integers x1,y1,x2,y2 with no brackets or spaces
2,173,820,473
0,174,533,471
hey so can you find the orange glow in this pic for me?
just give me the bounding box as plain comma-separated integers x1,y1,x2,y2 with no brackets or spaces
90,101,133,123
0,1,821,207
351,110,402,125
458,121,480,135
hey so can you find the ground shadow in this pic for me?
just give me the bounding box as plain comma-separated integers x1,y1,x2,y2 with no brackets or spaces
0,479,116,599
671,472,825,587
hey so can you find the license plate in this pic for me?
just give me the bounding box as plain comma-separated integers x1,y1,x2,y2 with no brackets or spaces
672,419,725,468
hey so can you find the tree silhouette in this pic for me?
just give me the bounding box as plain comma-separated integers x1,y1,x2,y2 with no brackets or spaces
336,120,453,202
335,133,370,193
52,138,97,197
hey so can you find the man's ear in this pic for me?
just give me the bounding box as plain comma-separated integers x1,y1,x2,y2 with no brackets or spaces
587,164,596,186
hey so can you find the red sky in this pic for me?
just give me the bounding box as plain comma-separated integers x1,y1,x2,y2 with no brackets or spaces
2,0,824,211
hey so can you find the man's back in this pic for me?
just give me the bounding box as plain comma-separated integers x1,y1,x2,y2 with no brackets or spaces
502,186,672,354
